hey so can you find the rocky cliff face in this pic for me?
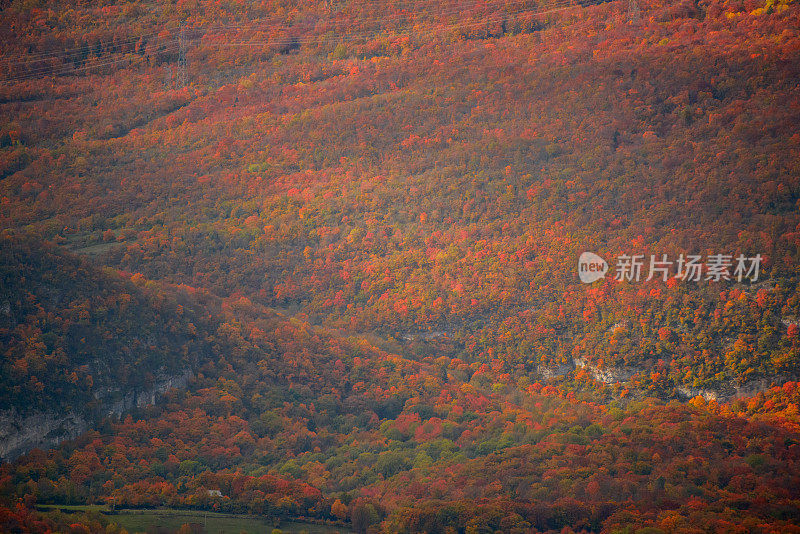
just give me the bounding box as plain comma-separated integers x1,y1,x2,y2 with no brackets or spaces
94,369,193,419
676,374,798,402
572,357,642,384
0,370,192,463
535,357,795,403
535,358,646,384
0,410,88,463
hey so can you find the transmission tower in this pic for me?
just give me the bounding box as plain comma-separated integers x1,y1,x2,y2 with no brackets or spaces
177,23,188,87
627,0,641,24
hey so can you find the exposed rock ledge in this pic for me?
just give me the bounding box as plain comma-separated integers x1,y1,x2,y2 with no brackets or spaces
94,369,193,419
0,410,89,464
537,358,646,383
0,370,192,463
572,357,642,384
536,358,795,403
675,374,798,402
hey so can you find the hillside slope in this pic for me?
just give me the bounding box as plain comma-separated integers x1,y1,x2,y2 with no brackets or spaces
2,293,800,532
2,0,799,397
2,0,800,531
0,236,211,460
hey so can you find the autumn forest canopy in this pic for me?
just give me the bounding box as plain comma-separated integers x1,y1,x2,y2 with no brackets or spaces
2,0,800,532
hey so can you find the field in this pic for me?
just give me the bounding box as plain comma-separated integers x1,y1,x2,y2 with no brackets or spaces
35,506,350,534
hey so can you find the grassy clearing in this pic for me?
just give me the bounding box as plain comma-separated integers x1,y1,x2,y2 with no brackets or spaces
36,506,351,534
36,504,110,512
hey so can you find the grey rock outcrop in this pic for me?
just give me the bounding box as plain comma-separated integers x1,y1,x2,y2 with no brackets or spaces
0,410,88,462
0,369,192,463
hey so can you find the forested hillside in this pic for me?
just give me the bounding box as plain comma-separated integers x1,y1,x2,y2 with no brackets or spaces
4,284,800,532
0,236,214,460
2,0,800,531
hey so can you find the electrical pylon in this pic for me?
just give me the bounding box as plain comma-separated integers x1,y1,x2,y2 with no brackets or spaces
627,0,641,24
178,23,188,87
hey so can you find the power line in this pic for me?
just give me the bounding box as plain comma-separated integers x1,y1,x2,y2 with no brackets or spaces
2,0,612,69
1,43,180,84
1,0,618,85
0,0,518,67
202,0,604,50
